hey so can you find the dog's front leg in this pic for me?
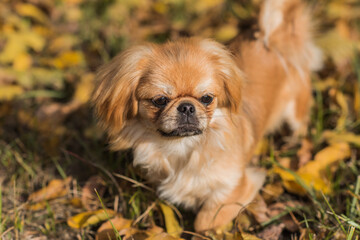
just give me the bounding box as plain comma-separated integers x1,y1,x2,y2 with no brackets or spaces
194,168,265,232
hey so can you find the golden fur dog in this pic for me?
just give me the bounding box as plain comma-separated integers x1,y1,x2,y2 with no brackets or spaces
92,0,322,231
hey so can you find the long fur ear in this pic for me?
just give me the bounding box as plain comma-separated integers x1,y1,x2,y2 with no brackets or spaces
199,39,243,113
91,45,154,134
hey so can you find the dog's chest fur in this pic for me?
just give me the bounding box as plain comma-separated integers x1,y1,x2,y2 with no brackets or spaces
133,126,242,209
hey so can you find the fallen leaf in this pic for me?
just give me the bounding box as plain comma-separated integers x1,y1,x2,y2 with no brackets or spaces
274,143,350,195
159,203,183,238
49,35,79,53
25,201,48,211
73,73,94,104
28,177,72,202
146,232,180,240
267,201,302,232
0,31,45,64
186,0,224,13
67,209,116,229
13,53,32,71
241,232,262,240
335,91,349,131
256,224,285,240
15,3,49,24
354,82,360,119
246,195,269,223
297,139,313,168
96,216,132,240
322,130,360,146
0,85,24,100
50,51,84,69
214,25,238,43
262,182,284,203
82,175,106,211
70,197,83,208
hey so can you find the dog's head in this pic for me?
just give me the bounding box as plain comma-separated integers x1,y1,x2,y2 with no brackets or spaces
92,38,243,142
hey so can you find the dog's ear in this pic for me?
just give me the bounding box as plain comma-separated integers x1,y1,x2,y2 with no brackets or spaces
92,45,154,133
199,39,243,113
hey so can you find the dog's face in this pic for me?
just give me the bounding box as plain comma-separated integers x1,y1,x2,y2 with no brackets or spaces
92,38,243,141
136,49,224,137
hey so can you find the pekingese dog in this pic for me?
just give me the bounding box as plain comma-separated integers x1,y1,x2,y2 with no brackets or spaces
92,0,322,231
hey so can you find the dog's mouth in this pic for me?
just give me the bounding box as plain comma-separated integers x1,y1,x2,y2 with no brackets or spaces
158,126,203,137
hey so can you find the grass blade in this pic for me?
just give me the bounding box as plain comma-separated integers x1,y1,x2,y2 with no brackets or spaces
95,189,121,240
322,192,346,234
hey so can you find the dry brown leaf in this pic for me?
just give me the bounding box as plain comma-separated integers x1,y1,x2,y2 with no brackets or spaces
28,177,72,203
297,139,313,168
267,201,302,232
96,216,133,240
235,213,252,231
262,182,284,203
81,175,106,211
257,224,285,240
246,195,269,224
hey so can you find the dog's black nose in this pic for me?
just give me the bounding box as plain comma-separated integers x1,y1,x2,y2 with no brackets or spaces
177,103,195,115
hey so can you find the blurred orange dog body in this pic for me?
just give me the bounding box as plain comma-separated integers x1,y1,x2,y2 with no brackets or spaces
92,0,322,231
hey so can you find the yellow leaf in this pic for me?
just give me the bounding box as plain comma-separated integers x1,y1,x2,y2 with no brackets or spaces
159,203,183,238
74,73,94,103
25,201,48,211
153,2,168,14
214,25,238,43
186,0,224,13
322,130,360,146
15,3,49,24
49,35,79,53
241,233,262,240
13,53,32,71
28,177,72,202
275,143,351,195
327,2,360,19
70,197,83,208
51,51,84,69
146,232,181,240
67,209,115,229
62,0,84,5
254,138,268,156
298,142,350,176
96,216,132,240
0,31,45,63
262,182,284,202
354,82,360,119
0,85,23,100
316,29,356,67
313,78,338,92
335,91,349,131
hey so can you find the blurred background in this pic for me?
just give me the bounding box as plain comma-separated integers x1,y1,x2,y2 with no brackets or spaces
1,0,360,239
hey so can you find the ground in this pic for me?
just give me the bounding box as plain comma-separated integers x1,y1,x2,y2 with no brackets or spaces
0,0,360,239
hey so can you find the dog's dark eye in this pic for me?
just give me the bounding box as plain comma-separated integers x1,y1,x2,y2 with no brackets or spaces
200,94,213,105
152,96,169,107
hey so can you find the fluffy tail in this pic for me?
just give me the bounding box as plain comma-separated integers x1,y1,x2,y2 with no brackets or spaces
259,0,322,74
